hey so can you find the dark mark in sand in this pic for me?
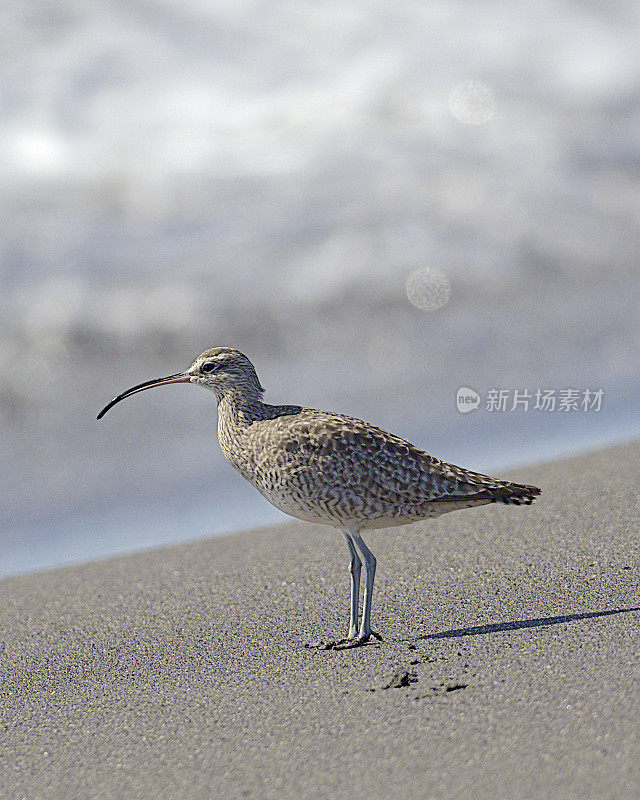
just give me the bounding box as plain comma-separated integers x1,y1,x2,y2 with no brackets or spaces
368,669,418,691
383,670,418,690
411,682,469,700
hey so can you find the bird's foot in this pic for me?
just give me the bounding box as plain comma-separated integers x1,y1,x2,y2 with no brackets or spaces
305,638,349,650
333,630,383,650
305,631,382,650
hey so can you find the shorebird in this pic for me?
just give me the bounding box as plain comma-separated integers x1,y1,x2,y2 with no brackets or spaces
98,347,540,647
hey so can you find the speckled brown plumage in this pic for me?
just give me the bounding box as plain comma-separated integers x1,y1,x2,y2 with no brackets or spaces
98,347,541,646
219,402,539,529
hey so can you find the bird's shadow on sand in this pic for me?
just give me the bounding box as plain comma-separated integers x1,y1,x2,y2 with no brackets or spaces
416,606,640,640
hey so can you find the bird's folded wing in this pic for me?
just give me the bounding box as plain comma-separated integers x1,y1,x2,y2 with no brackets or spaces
284,409,507,504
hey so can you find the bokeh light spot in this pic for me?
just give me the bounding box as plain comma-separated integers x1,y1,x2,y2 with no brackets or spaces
449,81,496,125
405,268,451,311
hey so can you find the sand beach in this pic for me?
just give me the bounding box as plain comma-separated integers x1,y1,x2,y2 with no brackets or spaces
1,439,639,799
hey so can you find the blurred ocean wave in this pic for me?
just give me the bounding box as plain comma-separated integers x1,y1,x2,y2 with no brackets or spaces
2,0,640,574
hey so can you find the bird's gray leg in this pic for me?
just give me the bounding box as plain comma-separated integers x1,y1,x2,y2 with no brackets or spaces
350,532,382,643
306,530,361,650
342,531,362,639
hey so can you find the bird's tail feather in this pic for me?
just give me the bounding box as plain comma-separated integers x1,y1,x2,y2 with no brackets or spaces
490,482,541,506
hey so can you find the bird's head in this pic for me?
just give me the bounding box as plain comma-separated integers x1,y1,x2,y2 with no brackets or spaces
187,347,265,400
97,347,264,419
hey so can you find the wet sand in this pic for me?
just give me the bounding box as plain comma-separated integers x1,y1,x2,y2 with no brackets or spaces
2,439,639,799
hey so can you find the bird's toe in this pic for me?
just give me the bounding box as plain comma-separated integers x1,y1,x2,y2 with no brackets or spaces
305,638,351,650
333,632,382,650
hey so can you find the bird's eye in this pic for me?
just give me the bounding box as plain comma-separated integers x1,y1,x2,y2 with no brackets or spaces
201,361,218,374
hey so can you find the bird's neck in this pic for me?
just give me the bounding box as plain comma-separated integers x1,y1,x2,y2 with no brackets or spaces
216,389,265,476
217,388,265,427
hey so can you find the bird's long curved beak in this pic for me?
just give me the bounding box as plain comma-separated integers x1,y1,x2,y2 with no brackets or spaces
97,373,191,419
